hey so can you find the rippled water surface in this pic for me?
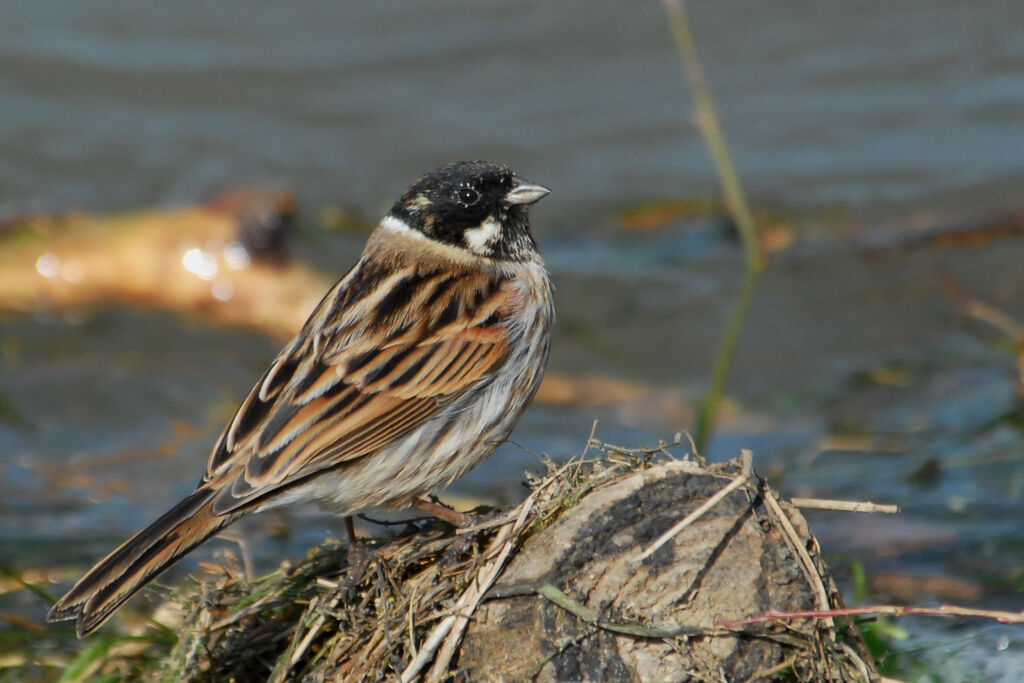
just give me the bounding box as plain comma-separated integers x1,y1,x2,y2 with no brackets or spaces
3,0,1024,218
3,1,1024,676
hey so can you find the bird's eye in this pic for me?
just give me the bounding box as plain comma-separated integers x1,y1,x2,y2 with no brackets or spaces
458,188,480,205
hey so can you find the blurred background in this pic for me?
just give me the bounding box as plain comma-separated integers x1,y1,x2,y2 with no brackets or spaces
3,0,1024,678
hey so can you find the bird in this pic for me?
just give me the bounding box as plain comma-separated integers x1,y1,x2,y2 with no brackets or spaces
48,161,555,637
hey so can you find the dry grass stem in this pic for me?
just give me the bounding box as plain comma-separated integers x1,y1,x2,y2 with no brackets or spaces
790,497,900,514
633,449,752,561
717,604,1024,628
422,496,536,682
762,485,833,619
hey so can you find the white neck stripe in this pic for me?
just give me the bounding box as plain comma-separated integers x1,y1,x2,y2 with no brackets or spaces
379,214,414,235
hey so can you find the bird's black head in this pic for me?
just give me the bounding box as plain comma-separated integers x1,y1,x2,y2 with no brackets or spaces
387,161,550,261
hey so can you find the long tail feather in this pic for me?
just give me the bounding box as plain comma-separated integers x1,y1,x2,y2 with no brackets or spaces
47,487,236,637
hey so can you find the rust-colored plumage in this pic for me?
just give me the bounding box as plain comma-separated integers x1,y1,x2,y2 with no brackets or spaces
48,161,554,636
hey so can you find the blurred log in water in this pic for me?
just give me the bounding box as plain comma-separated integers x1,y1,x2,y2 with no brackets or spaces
0,189,323,339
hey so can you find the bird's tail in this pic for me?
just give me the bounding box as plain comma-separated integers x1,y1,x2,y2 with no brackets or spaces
47,487,235,637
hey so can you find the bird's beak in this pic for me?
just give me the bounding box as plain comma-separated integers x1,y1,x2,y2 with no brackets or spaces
505,178,551,206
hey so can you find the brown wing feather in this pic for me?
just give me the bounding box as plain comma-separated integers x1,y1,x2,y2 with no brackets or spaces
204,257,515,514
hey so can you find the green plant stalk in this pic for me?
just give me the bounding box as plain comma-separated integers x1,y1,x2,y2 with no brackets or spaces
662,0,766,451
57,632,118,683
695,267,759,450
662,0,763,273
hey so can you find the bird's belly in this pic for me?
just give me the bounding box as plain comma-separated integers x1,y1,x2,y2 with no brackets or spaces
268,349,544,516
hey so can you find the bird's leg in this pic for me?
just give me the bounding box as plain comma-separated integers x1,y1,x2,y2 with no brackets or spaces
341,515,377,593
412,497,477,528
413,497,507,566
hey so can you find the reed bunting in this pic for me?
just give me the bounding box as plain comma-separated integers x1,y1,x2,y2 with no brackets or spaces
48,161,554,637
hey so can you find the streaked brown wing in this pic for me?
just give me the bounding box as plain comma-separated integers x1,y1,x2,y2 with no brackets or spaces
203,259,515,514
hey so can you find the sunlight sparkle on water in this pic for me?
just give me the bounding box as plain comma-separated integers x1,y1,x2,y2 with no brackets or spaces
223,241,251,270
212,279,234,302
35,252,61,278
182,247,218,281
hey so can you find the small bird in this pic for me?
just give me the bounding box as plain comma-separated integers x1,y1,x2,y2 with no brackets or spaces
48,161,554,637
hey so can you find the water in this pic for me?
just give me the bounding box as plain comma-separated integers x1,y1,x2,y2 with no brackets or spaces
3,1,1024,676
3,1,1023,219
